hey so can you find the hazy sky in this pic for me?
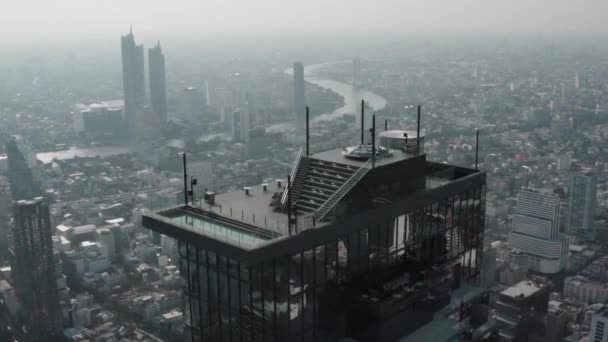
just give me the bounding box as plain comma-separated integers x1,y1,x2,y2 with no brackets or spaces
2,0,607,40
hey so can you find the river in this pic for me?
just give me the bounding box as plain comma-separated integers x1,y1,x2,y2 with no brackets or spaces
268,60,387,132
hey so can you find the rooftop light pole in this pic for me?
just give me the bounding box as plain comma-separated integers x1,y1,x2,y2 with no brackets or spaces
416,105,421,155
361,100,365,145
306,106,310,156
287,174,292,235
475,128,480,170
182,152,188,206
190,176,198,205
371,114,376,165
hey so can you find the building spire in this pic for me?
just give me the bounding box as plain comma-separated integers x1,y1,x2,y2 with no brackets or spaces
130,24,133,35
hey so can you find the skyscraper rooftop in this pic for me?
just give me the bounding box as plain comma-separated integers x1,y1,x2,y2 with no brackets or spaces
142,117,486,341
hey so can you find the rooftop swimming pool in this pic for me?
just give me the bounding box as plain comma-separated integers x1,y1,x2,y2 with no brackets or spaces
170,212,271,248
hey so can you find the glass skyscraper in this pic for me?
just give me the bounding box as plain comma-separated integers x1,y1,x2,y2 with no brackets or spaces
567,172,597,239
121,27,146,138
149,41,167,123
11,198,63,341
143,142,485,341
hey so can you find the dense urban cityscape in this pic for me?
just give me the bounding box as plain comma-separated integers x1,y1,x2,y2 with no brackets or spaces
2,3,608,342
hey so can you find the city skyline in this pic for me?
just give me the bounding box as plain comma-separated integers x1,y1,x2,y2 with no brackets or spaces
1,2,608,341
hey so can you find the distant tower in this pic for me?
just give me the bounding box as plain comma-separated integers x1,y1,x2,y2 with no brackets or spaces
567,172,597,239
293,62,306,141
353,57,361,87
6,138,42,201
149,41,167,123
181,87,204,122
10,198,63,341
231,108,250,142
205,80,211,106
574,72,580,89
121,27,146,139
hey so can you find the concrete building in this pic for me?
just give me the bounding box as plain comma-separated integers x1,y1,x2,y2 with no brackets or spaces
590,307,608,342
546,304,568,342
508,188,569,274
73,100,125,139
564,275,608,304
494,280,549,341
567,172,597,239
96,226,117,262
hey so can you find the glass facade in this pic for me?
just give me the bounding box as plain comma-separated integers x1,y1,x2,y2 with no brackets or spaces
177,184,486,341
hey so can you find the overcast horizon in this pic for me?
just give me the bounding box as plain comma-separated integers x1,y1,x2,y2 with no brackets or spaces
2,0,608,42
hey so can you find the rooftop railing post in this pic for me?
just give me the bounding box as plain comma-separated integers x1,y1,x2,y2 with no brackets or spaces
182,152,188,206
306,106,310,156
287,174,292,235
416,105,421,155
475,128,480,171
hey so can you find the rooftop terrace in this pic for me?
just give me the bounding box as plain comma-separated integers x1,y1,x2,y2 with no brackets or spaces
143,146,484,257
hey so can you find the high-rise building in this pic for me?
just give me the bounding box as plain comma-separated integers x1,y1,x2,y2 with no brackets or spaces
149,41,167,123
121,27,146,138
508,188,569,274
10,198,63,341
142,131,486,341
6,138,42,201
567,172,597,239
590,307,608,342
293,62,306,141
247,127,270,159
231,108,250,142
494,280,549,341
181,86,204,122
